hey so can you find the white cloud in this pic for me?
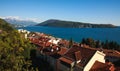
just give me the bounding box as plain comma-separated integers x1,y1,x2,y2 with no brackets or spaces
26,18,41,23
0,16,20,20
0,16,41,23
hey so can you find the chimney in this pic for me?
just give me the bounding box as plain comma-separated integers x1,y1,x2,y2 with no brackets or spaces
75,51,82,64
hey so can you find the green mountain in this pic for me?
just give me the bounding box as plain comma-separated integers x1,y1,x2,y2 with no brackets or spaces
36,19,117,28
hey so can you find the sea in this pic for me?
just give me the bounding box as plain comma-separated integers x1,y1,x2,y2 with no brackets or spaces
18,26,120,44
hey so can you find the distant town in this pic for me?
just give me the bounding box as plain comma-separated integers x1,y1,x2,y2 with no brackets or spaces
18,29,120,71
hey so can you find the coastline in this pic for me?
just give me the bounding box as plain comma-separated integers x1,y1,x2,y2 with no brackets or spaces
17,26,120,44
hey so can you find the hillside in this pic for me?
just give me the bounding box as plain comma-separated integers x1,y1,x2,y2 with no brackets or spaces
0,18,36,70
36,19,117,28
0,18,14,31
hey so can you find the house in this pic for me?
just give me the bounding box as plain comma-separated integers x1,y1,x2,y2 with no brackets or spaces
90,61,115,71
36,44,67,71
48,38,61,45
102,49,120,63
18,29,30,38
82,44,120,63
28,32,118,71
29,34,67,71
58,45,106,71
58,39,69,47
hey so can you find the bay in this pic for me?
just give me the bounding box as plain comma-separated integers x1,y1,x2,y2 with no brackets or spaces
19,26,120,44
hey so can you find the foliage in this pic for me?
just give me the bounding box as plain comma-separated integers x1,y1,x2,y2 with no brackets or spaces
68,38,73,48
0,18,36,71
0,18,14,31
81,38,120,51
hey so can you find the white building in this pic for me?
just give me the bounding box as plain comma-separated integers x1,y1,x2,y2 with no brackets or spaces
48,38,61,45
18,29,30,39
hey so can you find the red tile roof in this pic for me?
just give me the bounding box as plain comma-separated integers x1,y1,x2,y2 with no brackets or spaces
103,50,120,58
90,61,115,71
64,45,96,67
52,45,58,49
59,40,69,47
57,47,68,56
45,42,52,47
59,57,73,64
83,45,120,58
75,51,82,61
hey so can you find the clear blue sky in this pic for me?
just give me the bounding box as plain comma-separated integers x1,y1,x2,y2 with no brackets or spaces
0,0,120,25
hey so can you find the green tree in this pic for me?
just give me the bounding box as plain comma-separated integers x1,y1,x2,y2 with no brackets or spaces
0,19,37,71
68,38,73,48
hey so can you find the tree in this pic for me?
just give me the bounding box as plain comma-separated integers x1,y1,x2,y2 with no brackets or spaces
81,38,86,44
86,38,96,48
0,31,36,71
96,40,101,48
0,18,38,71
68,38,73,48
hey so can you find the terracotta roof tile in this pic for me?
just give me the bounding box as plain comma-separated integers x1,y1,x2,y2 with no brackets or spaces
52,45,58,49
58,47,68,56
75,51,82,61
90,61,109,71
103,50,120,58
64,45,96,67
90,61,115,71
59,57,73,64
83,45,120,58
45,42,52,47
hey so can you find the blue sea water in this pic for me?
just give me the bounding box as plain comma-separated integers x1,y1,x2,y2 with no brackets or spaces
19,26,120,44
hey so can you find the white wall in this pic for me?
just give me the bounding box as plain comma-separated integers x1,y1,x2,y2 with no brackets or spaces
84,51,105,71
48,39,60,45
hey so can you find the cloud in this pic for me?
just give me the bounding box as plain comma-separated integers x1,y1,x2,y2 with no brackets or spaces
26,18,41,23
0,16,20,20
0,16,41,23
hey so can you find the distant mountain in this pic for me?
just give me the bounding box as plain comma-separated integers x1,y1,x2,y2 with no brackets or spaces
36,19,117,28
3,17,38,27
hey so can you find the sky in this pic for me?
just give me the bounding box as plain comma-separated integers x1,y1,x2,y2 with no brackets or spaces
0,0,120,25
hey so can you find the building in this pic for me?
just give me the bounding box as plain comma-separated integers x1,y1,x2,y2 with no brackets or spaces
28,32,119,71
82,44,120,63
48,38,61,45
18,29,30,38
102,49,120,63
58,45,106,71
90,61,115,71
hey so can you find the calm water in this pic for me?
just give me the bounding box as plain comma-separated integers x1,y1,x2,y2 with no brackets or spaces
19,26,120,44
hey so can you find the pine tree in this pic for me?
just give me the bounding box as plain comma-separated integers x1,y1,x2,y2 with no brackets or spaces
69,38,73,48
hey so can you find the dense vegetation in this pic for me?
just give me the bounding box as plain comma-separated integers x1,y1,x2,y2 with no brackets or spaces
0,19,36,71
37,19,117,28
81,38,120,51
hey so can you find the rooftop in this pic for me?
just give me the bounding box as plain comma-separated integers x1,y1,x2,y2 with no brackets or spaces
90,61,115,71
63,45,97,67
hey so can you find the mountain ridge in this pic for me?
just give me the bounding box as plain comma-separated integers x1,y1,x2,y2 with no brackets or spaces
0,17,38,27
36,19,117,28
